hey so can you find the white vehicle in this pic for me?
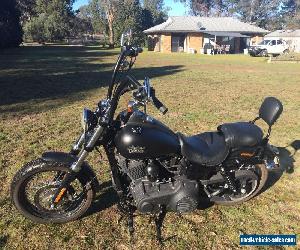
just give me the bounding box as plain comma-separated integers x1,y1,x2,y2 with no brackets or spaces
249,39,289,57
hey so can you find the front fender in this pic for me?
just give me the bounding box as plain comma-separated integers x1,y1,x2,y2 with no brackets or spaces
42,151,100,192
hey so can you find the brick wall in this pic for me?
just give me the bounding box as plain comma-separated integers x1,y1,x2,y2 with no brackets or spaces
152,33,203,53
187,33,204,53
161,33,171,53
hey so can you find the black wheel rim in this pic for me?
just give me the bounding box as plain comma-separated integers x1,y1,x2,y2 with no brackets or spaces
19,169,88,220
207,166,260,202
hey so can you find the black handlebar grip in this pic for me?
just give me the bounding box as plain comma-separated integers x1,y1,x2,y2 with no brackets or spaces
151,95,168,115
126,47,143,57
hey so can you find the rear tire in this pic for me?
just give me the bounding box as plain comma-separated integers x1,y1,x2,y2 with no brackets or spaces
11,159,94,224
213,164,268,206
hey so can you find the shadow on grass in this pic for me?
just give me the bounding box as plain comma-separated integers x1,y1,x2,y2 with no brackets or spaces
0,235,9,248
261,140,299,193
84,180,118,217
0,45,184,114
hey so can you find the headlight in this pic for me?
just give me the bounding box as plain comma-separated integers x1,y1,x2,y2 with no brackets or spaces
81,108,96,130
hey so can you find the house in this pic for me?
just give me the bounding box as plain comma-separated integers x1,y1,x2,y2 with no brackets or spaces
265,30,300,52
144,16,268,54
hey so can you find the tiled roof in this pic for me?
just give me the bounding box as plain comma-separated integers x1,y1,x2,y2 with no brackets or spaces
144,16,268,34
265,30,300,37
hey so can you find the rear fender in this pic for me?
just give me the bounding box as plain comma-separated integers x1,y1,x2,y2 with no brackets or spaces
42,152,100,192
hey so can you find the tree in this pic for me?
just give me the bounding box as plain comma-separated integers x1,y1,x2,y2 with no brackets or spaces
16,0,37,23
0,0,23,48
281,0,297,15
180,0,283,29
24,0,75,42
235,0,281,29
179,0,234,16
188,0,213,16
81,0,106,34
114,0,145,45
71,11,94,37
24,14,47,42
281,0,300,28
99,0,120,48
143,0,167,25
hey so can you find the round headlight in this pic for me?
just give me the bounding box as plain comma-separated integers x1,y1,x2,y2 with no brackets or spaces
81,108,96,131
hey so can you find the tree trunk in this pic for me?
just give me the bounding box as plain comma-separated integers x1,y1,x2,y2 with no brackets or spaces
108,22,114,48
107,8,114,48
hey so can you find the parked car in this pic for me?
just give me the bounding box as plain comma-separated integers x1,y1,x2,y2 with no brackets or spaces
248,39,289,57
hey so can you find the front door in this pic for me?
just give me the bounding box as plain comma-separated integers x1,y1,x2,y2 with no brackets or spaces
171,34,185,52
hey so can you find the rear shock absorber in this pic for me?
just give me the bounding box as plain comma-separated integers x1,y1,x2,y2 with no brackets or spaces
220,167,237,193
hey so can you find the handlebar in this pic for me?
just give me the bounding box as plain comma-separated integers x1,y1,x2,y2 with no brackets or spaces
126,77,168,115
123,46,143,57
108,46,142,99
107,42,168,121
151,95,168,114
150,88,168,115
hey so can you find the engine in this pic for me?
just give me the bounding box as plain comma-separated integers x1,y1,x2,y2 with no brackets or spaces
131,177,199,213
116,154,200,213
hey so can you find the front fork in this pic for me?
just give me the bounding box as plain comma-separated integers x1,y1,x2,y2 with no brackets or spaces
52,126,105,204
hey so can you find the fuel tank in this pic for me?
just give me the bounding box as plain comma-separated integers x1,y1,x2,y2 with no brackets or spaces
115,111,180,159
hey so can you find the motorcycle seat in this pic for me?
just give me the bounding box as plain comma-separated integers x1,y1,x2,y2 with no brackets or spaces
178,131,229,166
217,122,263,148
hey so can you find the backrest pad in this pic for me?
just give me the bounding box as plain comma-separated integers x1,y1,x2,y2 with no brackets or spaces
259,97,283,126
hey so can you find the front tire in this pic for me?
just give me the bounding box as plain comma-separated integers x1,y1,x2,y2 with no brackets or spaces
260,50,268,57
11,159,94,224
212,164,268,206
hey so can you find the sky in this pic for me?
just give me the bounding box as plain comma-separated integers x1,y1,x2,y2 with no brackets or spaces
73,0,187,16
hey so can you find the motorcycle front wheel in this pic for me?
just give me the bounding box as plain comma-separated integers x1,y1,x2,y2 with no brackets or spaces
11,159,94,224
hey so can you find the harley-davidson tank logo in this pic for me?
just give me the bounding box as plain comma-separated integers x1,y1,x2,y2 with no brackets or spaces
128,146,145,154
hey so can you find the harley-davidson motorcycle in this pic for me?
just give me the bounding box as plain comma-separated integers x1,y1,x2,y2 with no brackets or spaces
11,31,283,242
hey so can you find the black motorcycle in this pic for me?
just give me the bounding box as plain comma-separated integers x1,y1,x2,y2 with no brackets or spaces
11,31,283,242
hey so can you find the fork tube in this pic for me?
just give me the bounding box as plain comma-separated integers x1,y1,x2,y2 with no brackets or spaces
71,133,85,154
71,126,104,172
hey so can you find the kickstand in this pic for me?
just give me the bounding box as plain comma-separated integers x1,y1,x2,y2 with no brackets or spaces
154,206,167,245
117,200,135,243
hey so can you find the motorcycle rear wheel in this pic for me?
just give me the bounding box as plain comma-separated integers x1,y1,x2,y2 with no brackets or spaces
212,164,268,206
11,159,94,224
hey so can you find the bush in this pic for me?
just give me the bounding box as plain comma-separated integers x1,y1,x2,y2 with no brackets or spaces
24,13,71,43
24,15,47,43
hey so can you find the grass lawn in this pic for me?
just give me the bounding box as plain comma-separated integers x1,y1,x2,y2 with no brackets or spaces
0,45,299,249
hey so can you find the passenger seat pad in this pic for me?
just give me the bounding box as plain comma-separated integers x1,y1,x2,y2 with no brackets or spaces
217,122,263,148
